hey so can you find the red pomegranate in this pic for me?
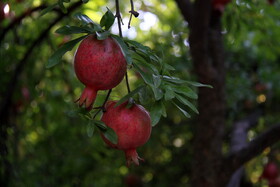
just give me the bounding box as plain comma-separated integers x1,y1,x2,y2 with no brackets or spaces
74,35,127,110
101,101,152,166
260,162,279,181
212,0,231,12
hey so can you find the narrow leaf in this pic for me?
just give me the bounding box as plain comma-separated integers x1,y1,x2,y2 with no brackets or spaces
133,63,153,86
55,25,91,35
153,74,161,88
175,94,199,114
173,86,198,99
115,85,145,107
112,35,132,65
82,0,89,3
100,8,115,30
150,102,162,126
151,86,163,101
164,86,175,100
160,101,167,117
46,35,86,68
103,127,118,144
74,13,95,25
87,121,95,137
93,120,107,131
172,102,191,118
186,81,213,88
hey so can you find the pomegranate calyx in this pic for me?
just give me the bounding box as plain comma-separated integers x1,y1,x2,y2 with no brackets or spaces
77,87,97,110
124,149,144,167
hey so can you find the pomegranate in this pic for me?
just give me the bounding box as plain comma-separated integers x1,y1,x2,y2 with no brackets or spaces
74,35,127,110
212,0,231,12
101,101,152,166
260,162,279,181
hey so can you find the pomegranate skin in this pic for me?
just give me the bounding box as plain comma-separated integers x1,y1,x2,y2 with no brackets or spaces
74,35,127,110
101,101,152,166
269,177,280,187
260,162,279,181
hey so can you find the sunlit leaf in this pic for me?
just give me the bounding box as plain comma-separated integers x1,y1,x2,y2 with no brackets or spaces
96,31,110,40
100,8,115,30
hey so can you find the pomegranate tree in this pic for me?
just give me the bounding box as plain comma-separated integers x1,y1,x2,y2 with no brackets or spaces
74,34,127,110
101,101,152,166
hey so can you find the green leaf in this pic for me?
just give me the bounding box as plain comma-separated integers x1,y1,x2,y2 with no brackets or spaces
172,102,191,118
111,35,132,65
55,25,92,35
115,85,145,107
133,63,153,86
163,76,188,84
58,0,67,13
74,13,95,25
151,86,163,101
40,3,58,17
153,74,161,88
160,101,167,117
87,121,95,137
96,31,110,40
82,0,89,3
103,127,118,145
175,94,199,114
173,86,198,99
186,81,213,88
46,35,87,68
164,86,175,100
131,52,159,74
100,8,115,30
150,102,162,126
93,120,107,131
138,86,153,105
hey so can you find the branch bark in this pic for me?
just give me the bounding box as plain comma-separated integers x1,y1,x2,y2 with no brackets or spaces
225,123,280,173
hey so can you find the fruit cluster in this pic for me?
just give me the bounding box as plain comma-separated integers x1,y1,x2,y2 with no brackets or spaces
74,34,152,166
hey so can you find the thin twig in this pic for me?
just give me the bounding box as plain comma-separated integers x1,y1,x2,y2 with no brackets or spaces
115,0,123,38
128,0,139,29
115,0,131,93
92,89,112,118
125,72,131,93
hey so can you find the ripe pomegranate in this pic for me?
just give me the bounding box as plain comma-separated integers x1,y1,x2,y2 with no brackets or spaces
74,35,127,110
260,162,279,181
212,0,231,12
101,101,152,166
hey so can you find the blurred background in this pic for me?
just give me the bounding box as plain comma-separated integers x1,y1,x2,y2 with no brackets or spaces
1,0,280,186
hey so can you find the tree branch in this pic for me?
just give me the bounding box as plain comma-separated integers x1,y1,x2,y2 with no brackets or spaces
174,0,193,27
225,123,280,173
0,5,47,42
